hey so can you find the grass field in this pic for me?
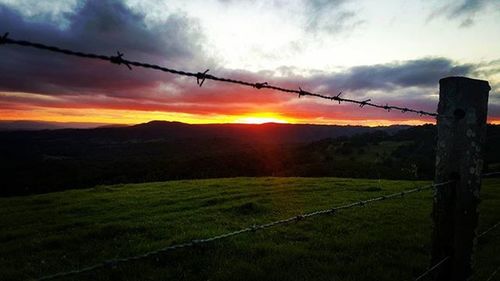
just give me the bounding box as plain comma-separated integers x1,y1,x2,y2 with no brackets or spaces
1,177,499,281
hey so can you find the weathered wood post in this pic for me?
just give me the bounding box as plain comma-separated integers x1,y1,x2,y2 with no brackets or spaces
431,76,490,281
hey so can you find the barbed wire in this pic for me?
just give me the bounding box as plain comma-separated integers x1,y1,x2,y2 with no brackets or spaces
0,32,440,118
481,222,500,281
486,265,500,281
413,220,499,281
480,218,500,281
414,256,449,281
413,219,500,280
36,181,453,280
478,221,500,239
482,172,500,177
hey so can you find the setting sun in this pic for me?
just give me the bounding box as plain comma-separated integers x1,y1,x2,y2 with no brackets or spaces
233,114,290,124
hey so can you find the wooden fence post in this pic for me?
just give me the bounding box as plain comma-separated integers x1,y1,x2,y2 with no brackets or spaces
431,76,490,280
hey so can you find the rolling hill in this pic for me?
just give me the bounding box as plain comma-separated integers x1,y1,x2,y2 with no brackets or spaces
1,122,499,196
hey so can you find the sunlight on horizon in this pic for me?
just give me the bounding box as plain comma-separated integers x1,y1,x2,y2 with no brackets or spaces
233,113,290,124
0,0,499,126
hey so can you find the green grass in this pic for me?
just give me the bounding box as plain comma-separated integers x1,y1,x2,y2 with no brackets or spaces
0,177,499,281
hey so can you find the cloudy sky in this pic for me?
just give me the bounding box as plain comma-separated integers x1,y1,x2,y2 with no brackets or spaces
0,0,499,126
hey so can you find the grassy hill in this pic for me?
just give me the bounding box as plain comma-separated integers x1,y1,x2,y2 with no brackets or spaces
1,177,499,281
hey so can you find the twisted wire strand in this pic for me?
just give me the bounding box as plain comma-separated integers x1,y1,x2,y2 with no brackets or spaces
414,256,450,281
412,219,499,281
481,223,500,281
0,34,440,117
36,181,452,280
413,214,500,280
413,217,499,281
478,221,500,239
486,265,499,281
482,172,500,177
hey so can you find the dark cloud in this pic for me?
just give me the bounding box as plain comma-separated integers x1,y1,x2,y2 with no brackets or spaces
0,0,206,96
427,0,500,27
304,0,362,35
0,1,496,122
0,0,77,26
449,0,484,17
302,58,473,94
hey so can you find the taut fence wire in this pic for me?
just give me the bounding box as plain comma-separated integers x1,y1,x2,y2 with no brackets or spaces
414,256,450,281
482,172,500,177
478,221,500,239
0,32,440,118
486,266,500,281
37,181,452,280
413,216,500,281
412,172,500,281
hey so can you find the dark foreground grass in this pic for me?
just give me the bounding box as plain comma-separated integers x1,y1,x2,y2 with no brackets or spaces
0,177,499,281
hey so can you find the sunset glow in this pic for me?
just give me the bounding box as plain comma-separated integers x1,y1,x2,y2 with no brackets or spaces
0,0,499,126
234,114,290,124
236,117,287,124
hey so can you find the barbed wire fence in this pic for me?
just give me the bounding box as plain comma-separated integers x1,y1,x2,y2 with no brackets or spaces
0,32,442,118
477,195,500,281
412,171,500,281
37,181,453,281
414,256,450,281
1,33,498,281
486,265,500,281
414,212,500,281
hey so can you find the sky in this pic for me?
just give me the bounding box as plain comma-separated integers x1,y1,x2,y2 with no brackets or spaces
0,0,499,126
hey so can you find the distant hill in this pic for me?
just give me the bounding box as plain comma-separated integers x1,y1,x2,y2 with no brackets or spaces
1,121,497,196
0,120,408,143
0,121,406,196
0,120,121,131
128,121,411,143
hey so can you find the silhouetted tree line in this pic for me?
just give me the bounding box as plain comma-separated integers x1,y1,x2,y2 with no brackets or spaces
0,124,498,196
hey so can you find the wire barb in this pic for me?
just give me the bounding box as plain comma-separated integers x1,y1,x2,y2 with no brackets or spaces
254,82,268,89
110,51,132,70
331,92,343,104
191,239,202,245
196,69,210,87
359,99,371,107
298,87,309,98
